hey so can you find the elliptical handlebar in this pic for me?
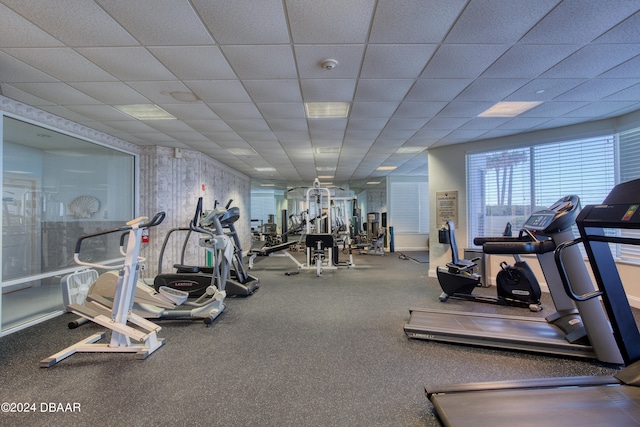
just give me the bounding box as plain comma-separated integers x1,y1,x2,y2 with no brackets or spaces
74,211,165,270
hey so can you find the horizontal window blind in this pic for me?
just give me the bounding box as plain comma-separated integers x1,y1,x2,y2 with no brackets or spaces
619,129,640,260
389,179,429,233
467,149,531,243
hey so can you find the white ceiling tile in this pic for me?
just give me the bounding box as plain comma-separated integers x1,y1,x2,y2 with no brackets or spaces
454,78,530,102
596,11,640,43
287,0,376,44
0,3,64,47
347,118,388,130
267,119,309,132
149,47,236,80
445,0,560,44
406,79,472,101
522,0,640,44
354,79,414,102
158,103,220,121
64,104,130,121
562,101,640,118
369,0,466,43
603,83,640,101
1,0,138,46
68,82,150,105
0,51,58,83
184,80,251,103
243,80,303,103
225,119,271,132
385,117,429,130
192,0,289,44
257,103,306,119
97,0,214,45
221,45,297,79
600,55,640,78
207,103,262,120
422,44,510,78
1,83,55,106
481,45,581,78
554,79,640,102
350,102,399,118
9,82,102,105
184,120,234,133
295,45,365,79
394,102,446,118
78,47,176,81
301,79,357,102
361,45,437,79
125,81,193,104
505,78,587,101
541,44,640,79
3,48,118,82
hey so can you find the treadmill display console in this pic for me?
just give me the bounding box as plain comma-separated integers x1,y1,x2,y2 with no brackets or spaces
523,212,554,230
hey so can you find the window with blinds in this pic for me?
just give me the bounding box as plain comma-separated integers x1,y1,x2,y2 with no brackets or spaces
467,135,616,249
618,128,640,261
389,179,429,233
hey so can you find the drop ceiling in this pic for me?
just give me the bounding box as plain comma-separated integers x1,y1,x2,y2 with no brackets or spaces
1,0,640,190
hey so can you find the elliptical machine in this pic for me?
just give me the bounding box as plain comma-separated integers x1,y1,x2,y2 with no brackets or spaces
437,219,543,312
153,198,258,297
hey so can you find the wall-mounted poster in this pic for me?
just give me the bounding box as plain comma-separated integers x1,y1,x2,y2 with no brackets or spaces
436,191,458,227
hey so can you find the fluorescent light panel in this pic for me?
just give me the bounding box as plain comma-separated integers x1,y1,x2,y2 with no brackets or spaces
305,102,350,118
316,166,336,171
478,101,542,117
317,175,334,179
254,167,276,172
114,104,176,120
377,166,397,171
314,147,340,154
396,147,426,154
228,148,258,155
367,181,381,185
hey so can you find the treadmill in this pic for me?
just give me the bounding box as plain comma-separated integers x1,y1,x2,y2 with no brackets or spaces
425,179,640,427
405,195,623,364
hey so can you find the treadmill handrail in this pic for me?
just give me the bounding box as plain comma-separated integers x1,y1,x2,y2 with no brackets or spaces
554,238,603,302
475,229,556,255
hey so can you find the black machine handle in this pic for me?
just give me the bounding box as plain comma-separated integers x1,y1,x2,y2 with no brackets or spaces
190,197,215,238
75,211,165,256
74,211,165,269
225,199,233,209
554,238,603,302
475,229,555,255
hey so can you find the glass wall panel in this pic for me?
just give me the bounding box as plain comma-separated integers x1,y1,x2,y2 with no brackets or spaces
2,116,135,333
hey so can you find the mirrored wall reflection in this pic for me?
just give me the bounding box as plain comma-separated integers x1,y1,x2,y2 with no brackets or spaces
2,116,135,333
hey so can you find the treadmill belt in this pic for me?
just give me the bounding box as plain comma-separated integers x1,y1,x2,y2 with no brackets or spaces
430,385,640,427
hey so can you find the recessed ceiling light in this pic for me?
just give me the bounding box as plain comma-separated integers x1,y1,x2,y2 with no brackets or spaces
254,167,276,172
367,181,381,185
260,183,275,187
478,101,542,117
313,147,341,154
317,175,334,179
396,147,426,154
305,102,350,118
228,148,258,156
316,166,336,171
535,89,546,94
114,104,176,120
377,166,397,171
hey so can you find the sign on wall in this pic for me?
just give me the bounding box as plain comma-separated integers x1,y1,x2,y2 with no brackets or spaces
436,191,458,227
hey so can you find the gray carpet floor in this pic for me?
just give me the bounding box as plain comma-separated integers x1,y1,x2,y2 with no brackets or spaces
0,251,623,426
